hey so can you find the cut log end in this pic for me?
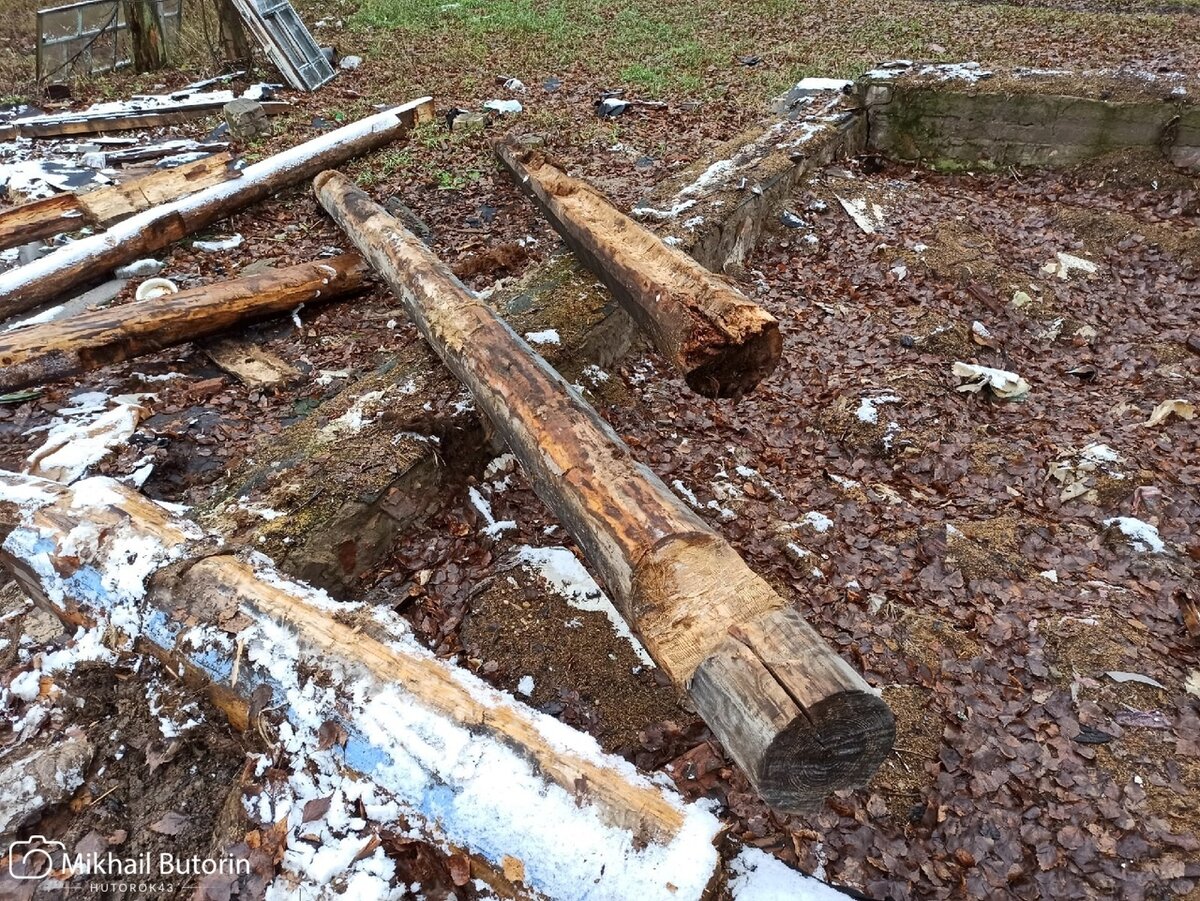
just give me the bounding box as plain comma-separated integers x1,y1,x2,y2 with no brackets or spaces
758,689,896,813
683,318,783,399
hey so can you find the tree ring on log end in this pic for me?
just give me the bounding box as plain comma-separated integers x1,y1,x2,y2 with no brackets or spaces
757,689,896,813
684,319,783,399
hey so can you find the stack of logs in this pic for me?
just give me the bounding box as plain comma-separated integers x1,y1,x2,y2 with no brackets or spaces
0,97,894,897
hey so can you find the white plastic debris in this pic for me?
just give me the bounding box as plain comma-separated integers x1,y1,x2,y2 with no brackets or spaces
338,55,363,70
484,99,523,115
114,258,164,278
952,362,1030,401
193,234,243,252
134,277,178,300
25,395,149,484
835,196,886,234
1104,671,1166,689
1049,443,1125,503
504,77,527,93
1042,251,1098,280
1143,398,1195,427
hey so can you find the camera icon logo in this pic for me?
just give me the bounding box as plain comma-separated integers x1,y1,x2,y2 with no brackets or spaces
7,836,68,880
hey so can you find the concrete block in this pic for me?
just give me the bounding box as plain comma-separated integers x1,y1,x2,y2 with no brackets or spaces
223,98,272,141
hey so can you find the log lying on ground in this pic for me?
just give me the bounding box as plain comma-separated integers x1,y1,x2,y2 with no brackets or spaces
0,97,433,320
0,93,290,140
0,254,367,392
316,171,894,812
0,471,723,901
0,153,241,252
495,143,782,398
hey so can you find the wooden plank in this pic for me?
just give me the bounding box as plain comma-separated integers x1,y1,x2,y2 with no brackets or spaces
75,151,241,225
0,100,290,140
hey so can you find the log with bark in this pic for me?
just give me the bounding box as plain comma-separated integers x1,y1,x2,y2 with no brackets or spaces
0,152,241,253
0,254,367,392
315,171,895,812
0,96,432,319
0,471,725,901
494,143,782,398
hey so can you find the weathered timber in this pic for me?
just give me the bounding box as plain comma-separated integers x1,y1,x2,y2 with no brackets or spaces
0,254,366,392
0,153,241,253
0,99,290,141
0,471,723,901
0,98,432,320
495,143,781,399
0,194,85,251
315,171,895,812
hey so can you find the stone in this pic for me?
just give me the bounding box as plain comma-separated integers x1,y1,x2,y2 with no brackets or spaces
450,111,487,133
223,98,272,141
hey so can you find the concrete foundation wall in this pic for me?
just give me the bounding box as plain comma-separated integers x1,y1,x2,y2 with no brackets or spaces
864,82,1200,172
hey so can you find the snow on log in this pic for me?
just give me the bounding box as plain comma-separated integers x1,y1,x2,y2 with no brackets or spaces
495,142,782,398
0,254,368,392
0,471,725,900
314,171,895,813
0,97,433,320
0,152,241,253
0,193,87,252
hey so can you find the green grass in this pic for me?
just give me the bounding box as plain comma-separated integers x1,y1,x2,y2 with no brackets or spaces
348,0,1197,104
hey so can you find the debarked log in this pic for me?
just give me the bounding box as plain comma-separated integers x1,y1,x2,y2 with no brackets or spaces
0,254,368,392
315,170,895,813
0,471,724,901
495,143,782,398
0,98,434,320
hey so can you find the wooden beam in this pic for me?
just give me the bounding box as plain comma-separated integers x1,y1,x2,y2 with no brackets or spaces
0,194,86,252
0,471,724,900
494,143,782,398
314,171,894,813
0,254,367,392
0,153,241,253
0,99,290,141
0,98,433,320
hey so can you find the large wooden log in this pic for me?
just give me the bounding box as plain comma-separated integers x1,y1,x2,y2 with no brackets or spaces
315,171,894,812
0,153,241,253
0,98,433,320
0,471,722,901
0,254,367,391
494,143,781,398
0,194,86,251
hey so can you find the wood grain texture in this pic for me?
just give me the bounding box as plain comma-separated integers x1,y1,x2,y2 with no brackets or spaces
495,142,781,398
0,194,86,252
0,254,366,391
314,170,894,812
0,470,690,849
0,98,432,319
76,152,241,225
